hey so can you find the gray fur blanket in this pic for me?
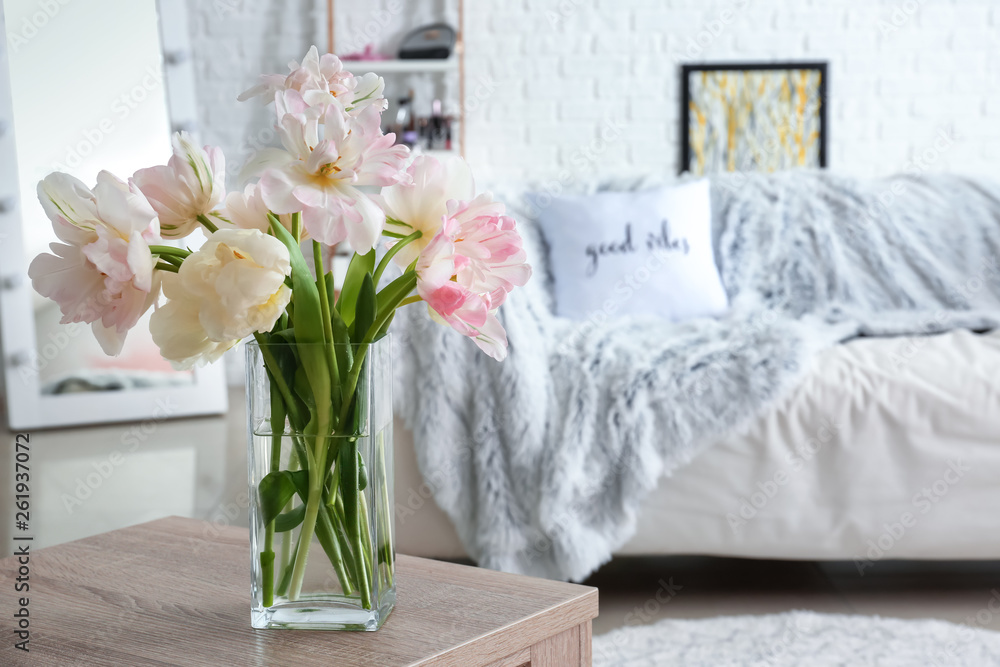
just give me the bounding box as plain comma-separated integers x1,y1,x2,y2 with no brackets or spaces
394,170,1000,582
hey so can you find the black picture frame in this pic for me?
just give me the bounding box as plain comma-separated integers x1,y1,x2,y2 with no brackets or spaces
679,61,829,175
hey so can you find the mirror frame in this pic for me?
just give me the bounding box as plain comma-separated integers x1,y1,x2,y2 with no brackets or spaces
0,0,228,430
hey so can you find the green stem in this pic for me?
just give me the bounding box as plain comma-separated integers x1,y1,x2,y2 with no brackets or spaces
197,213,219,233
341,437,371,609
252,333,306,430
377,432,395,580
157,253,184,267
315,503,354,595
287,408,331,601
278,447,299,581
384,215,411,229
149,245,191,258
329,490,360,591
359,491,376,586
314,241,342,409
260,386,286,607
373,230,422,286
337,284,408,431
397,295,422,308
155,262,179,273
292,211,302,242
276,531,301,597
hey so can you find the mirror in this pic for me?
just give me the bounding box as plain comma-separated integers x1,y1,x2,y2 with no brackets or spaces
0,0,227,429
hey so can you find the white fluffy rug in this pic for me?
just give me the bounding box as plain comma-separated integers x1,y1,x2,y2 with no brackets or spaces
593,610,1000,666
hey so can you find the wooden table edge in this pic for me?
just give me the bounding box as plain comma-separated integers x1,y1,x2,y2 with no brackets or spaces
411,587,598,667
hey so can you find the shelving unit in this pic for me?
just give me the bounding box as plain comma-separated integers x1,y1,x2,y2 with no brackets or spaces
342,58,459,74
327,0,465,157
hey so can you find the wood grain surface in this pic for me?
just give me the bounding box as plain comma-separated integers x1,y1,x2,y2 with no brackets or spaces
0,516,598,666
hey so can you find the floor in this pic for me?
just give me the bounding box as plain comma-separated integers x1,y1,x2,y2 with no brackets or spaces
587,555,1000,636
3,388,999,639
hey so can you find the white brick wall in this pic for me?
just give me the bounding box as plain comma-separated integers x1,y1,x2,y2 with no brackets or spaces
188,0,1000,184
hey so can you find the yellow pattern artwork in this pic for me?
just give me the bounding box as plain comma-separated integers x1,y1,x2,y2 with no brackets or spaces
687,68,824,176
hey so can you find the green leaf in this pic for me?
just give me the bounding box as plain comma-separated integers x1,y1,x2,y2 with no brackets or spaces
352,273,376,345
330,287,354,380
336,250,376,328
274,328,297,345
258,471,298,526
375,271,417,330
287,469,310,501
258,469,312,527
294,364,315,410
357,450,368,491
268,215,330,421
340,441,360,536
267,348,307,431
273,505,306,533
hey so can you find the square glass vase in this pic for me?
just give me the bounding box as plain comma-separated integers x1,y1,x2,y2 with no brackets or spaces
246,338,395,630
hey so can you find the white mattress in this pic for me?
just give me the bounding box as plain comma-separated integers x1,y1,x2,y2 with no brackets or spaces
394,329,1000,561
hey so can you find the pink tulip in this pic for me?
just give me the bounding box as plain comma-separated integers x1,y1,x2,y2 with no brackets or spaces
29,172,161,355
238,46,385,117
257,94,409,253
133,132,226,239
415,202,532,361
378,155,477,267
446,196,532,308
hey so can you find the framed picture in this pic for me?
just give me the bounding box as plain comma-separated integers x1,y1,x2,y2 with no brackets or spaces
680,62,828,176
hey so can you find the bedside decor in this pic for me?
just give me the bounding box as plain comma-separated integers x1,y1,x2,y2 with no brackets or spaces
529,179,729,322
681,62,828,176
26,47,531,631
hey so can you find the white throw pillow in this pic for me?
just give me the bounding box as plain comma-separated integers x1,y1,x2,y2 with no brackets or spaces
530,179,729,322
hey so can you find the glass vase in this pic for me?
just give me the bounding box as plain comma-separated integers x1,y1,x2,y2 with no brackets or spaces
246,338,395,630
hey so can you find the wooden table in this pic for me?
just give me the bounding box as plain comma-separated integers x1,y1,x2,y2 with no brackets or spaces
0,517,598,666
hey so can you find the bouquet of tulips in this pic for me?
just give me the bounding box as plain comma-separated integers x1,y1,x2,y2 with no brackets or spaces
28,47,531,610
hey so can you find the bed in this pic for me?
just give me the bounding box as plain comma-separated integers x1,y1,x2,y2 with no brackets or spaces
394,327,1000,562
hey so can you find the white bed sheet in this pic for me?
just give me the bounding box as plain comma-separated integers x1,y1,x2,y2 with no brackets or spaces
394,329,1000,562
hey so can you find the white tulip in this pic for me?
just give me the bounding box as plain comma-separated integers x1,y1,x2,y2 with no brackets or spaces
150,229,291,368
150,273,235,369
